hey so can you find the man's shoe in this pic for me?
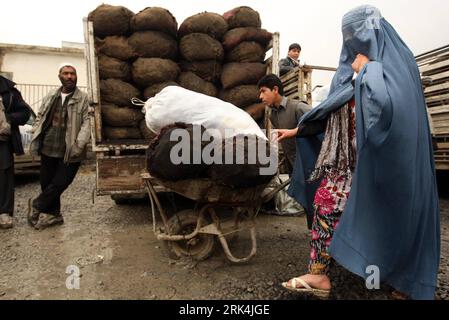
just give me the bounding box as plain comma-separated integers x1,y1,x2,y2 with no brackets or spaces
34,213,64,230
0,213,13,229
27,198,40,227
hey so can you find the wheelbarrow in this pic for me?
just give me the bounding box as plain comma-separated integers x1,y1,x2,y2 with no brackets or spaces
141,173,291,264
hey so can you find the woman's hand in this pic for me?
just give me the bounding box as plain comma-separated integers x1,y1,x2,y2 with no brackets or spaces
276,128,299,142
351,54,370,74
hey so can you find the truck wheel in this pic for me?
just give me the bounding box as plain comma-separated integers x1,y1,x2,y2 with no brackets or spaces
163,210,215,261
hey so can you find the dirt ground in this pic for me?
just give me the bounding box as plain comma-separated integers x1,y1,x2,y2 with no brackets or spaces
0,164,448,300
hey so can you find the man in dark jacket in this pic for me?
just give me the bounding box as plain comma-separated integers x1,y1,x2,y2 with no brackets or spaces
0,75,31,229
279,43,301,76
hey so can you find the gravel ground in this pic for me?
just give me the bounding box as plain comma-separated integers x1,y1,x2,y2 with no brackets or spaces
0,164,448,300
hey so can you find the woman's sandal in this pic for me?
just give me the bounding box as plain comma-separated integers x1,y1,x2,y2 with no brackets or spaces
282,277,330,299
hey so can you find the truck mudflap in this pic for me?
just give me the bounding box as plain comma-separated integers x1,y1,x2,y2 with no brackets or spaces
96,155,147,195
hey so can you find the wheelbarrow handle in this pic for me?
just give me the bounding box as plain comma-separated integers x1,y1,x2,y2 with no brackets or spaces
261,177,291,203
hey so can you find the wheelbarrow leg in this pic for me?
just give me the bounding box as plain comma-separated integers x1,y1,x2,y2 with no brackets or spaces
217,224,257,264
208,207,258,264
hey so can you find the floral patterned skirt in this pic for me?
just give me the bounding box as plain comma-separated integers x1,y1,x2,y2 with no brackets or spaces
308,174,352,275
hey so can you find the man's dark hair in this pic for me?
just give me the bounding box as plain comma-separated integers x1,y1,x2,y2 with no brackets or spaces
257,74,284,95
289,43,301,51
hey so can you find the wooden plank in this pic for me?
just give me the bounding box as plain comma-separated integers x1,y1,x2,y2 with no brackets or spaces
426,93,449,103
280,69,299,83
432,124,449,132
420,59,449,74
305,70,313,105
434,128,449,135
284,81,301,94
271,32,280,76
425,82,449,94
426,71,449,82
84,19,103,143
428,102,449,108
436,163,449,171
428,105,449,114
431,117,449,125
437,142,449,149
282,77,299,87
432,114,449,122
417,54,449,69
97,156,147,193
416,45,449,62
307,65,337,72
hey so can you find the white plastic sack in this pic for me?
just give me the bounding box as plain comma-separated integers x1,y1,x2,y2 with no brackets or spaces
143,86,267,140
261,174,305,216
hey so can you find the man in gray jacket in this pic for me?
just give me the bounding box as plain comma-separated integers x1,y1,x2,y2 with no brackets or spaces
28,63,90,230
258,74,311,175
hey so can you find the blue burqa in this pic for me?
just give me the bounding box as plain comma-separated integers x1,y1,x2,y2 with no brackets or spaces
287,5,440,299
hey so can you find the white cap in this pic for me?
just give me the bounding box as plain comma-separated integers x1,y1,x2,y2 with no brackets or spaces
58,62,76,72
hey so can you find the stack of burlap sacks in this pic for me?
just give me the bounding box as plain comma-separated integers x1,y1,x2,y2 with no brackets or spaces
219,7,272,125
89,5,179,141
177,6,272,124
88,4,272,141
177,12,227,97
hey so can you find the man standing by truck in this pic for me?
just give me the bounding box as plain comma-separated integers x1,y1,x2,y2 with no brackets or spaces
28,63,90,230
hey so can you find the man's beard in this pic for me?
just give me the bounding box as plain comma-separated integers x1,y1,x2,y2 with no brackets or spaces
62,80,76,91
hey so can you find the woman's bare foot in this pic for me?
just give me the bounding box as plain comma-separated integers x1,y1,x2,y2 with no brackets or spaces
283,274,332,291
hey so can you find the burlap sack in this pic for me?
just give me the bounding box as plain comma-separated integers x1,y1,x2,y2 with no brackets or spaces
221,62,266,89
140,119,157,141
208,134,276,188
131,7,178,38
146,123,209,181
129,31,178,60
100,79,140,106
178,12,228,40
132,58,180,87
220,85,260,108
178,72,218,97
226,41,266,63
244,103,266,121
223,6,261,29
88,4,134,38
179,33,224,62
95,36,137,61
98,55,132,81
101,104,143,127
143,81,179,99
180,60,222,83
222,27,272,51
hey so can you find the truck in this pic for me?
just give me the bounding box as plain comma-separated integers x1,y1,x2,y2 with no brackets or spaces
83,19,280,203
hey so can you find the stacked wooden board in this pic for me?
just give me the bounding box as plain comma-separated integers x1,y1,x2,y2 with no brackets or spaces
416,44,449,170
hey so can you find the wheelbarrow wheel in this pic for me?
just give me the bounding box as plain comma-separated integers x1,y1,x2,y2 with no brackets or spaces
163,210,215,261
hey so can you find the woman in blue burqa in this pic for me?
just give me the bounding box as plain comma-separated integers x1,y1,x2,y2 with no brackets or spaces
276,5,440,299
